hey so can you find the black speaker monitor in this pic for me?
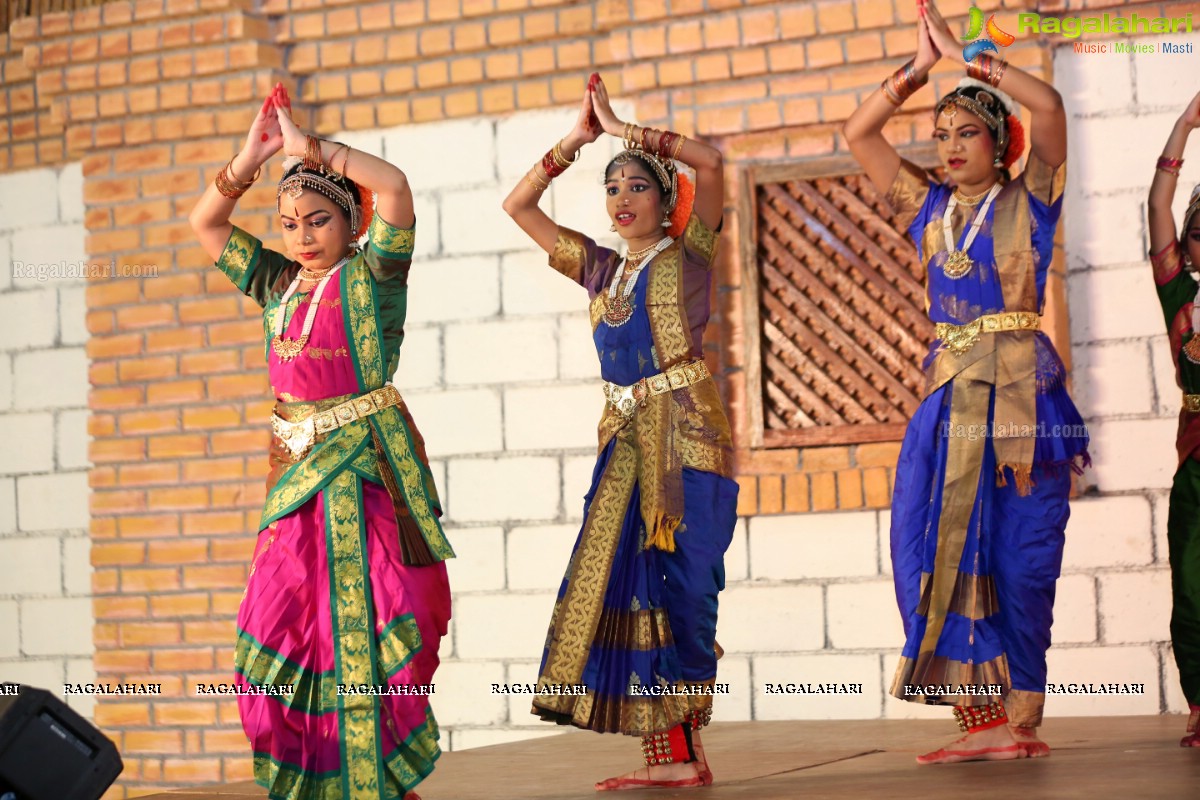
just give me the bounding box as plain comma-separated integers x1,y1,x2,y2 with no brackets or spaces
0,683,123,800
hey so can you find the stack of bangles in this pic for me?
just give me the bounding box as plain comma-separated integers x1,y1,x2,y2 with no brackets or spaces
622,121,687,160
527,139,576,193
966,53,1008,88
881,60,927,106
304,134,351,178
215,158,260,199
1158,156,1184,177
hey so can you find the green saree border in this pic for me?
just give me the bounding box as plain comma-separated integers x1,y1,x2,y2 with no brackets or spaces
342,258,386,392
253,713,441,800
370,408,454,561
260,426,369,529
325,472,387,794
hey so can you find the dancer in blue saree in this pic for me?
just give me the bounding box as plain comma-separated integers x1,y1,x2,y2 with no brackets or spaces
503,72,737,790
844,0,1088,764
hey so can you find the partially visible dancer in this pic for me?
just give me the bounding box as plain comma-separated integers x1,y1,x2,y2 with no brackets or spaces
503,73,737,790
1147,89,1200,749
188,84,453,798
843,0,1088,764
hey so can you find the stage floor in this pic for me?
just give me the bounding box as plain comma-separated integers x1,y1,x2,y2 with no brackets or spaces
142,715,1200,799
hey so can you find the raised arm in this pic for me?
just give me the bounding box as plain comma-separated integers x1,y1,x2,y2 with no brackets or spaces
273,100,415,230
924,0,1066,168
589,76,724,229
1149,92,1200,255
844,6,939,194
502,78,602,254
188,89,283,262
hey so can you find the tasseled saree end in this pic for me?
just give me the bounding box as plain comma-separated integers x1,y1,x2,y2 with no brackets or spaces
634,392,686,553
373,429,435,567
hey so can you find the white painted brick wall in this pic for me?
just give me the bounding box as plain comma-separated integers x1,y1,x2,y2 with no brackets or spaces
504,383,601,451
0,164,93,718
506,524,575,591
826,581,905,650
1051,574,1098,645
718,586,824,653
753,654,882,720
1044,646,1161,716
1098,571,1173,645
453,593,555,660
749,511,879,580
1063,496,1153,570
406,388,503,457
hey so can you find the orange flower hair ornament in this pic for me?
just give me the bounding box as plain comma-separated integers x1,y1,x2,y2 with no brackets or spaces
1002,114,1025,170
353,184,375,241
668,172,695,238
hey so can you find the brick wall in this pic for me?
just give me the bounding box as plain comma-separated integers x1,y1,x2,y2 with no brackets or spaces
0,162,95,717
1,0,1197,795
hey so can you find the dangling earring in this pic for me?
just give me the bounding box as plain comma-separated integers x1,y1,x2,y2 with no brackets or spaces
610,223,618,232
661,212,671,228
1185,254,1194,268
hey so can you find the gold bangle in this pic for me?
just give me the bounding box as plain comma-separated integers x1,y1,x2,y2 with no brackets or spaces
989,58,1008,87
527,166,550,192
672,133,686,160
329,143,350,178
304,135,324,172
623,121,636,151
551,139,576,169
881,78,903,106
226,159,259,187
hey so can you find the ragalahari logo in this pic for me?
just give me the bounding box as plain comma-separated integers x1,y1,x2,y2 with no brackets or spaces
961,6,1016,62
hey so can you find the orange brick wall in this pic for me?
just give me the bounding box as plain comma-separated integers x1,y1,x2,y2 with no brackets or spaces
1,0,1187,793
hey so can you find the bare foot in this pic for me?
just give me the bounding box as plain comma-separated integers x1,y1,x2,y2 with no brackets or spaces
916,724,1020,765
1010,725,1051,758
595,762,710,791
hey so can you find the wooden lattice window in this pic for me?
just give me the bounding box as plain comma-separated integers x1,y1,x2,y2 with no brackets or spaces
739,148,941,449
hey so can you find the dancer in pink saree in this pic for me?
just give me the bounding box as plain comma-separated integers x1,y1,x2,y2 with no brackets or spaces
189,85,453,799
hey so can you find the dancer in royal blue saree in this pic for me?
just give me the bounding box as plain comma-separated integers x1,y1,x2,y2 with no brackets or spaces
503,73,737,791
844,0,1088,764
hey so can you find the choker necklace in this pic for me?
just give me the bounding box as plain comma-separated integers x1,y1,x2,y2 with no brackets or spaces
298,265,332,281
625,238,668,262
272,258,348,361
603,236,673,328
952,184,995,205
941,184,1002,280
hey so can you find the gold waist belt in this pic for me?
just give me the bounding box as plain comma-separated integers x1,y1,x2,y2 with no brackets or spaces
1185,394,1200,414
602,360,711,419
272,384,402,461
935,311,1040,356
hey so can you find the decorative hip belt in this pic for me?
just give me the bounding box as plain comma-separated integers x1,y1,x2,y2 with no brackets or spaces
934,311,1040,356
602,360,711,419
1185,394,1200,414
272,384,402,462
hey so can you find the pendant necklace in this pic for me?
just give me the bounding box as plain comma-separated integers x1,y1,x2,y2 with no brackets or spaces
941,183,1002,280
603,236,673,328
271,258,348,361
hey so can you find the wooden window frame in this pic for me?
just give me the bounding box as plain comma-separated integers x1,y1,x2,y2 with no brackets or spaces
737,144,942,450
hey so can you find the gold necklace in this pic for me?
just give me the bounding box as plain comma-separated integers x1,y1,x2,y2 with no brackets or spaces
952,184,995,205
604,237,672,328
298,265,331,281
626,239,666,262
